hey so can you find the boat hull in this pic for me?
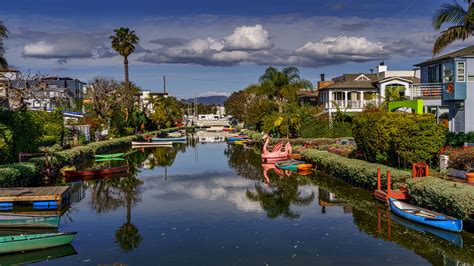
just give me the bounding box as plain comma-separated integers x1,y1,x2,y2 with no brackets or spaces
0,232,76,254
0,214,60,228
389,198,463,232
64,166,128,177
151,137,186,142
131,141,173,146
94,153,124,158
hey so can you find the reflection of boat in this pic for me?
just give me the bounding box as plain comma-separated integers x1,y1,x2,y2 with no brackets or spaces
131,141,173,147
65,172,128,183
389,198,463,232
94,153,124,158
64,165,128,177
152,137,186,142
0,214,60,228
0,232,76,254
0,244,76,265
390,213,463,247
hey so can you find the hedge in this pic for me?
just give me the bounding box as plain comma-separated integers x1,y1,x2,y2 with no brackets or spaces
301,149,412,190
0,127,190,187
243,130,341,147
0,162,38,187
407,177,474,225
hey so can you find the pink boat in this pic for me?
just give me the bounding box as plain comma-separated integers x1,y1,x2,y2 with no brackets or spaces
261,134,292,163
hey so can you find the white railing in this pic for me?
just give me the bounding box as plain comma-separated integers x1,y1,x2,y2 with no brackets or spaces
410,83,442,99
325,99,379,110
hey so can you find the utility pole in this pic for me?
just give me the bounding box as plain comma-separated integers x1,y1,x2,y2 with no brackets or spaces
163,76,166,93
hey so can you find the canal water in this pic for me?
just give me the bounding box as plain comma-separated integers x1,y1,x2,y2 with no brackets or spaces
2,136,474,265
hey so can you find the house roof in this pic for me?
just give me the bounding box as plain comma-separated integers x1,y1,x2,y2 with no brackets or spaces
377,76,420,84
323,80,376,90
414,45,474,66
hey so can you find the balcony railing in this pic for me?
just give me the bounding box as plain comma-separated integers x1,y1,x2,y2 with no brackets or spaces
325,99,379,110
410,83,442,99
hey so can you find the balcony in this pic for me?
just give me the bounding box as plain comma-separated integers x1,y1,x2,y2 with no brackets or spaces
325,99,379,111
410,83,442,99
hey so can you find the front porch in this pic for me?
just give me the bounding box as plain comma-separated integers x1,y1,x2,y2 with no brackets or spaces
320,90,379,112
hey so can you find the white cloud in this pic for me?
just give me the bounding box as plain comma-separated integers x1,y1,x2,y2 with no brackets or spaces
223,24,273,51
296,36,390,61
199,91,231,97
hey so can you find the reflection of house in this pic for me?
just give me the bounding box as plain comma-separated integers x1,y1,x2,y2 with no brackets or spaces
318,63,421,113
135,90,169,113
414,45,474,132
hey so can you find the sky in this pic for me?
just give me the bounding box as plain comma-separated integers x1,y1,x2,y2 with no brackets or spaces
1,0,469,99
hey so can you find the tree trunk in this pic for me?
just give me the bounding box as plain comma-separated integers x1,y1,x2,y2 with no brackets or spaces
124,55,129,86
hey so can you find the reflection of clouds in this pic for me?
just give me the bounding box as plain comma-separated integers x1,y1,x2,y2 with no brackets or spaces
149,173,263,212
298,185,318,198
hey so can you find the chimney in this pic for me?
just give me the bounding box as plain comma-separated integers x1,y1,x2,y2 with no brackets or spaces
320,73,325,81
376,61,387,73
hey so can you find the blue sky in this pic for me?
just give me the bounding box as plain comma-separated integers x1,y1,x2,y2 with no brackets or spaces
1,0,467,98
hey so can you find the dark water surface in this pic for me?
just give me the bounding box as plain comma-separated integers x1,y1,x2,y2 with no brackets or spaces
3,137,474,265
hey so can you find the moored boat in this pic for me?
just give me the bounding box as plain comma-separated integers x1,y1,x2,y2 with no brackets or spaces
131,141,173,147
64,165,128,177
0,214,60,228
296,163,313,171
0,232,76,254
275,160,306,171
151,137,186,142
94,153,125,158
389,198,463,233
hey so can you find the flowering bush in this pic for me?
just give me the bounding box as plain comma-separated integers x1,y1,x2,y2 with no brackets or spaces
449,148,474,172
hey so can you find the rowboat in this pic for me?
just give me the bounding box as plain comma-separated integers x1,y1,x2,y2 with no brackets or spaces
275,160,306,171
389,198,463,232
131,141,173,146
0,214,60,228
94,153,124,158
64,165,128,177
0,232,76,254
151,137,186,142
390,213,463,247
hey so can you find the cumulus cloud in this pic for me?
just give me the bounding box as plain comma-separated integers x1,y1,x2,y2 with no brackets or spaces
223,24,273,51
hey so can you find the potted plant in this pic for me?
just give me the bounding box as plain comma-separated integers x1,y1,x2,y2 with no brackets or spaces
465,163,474,183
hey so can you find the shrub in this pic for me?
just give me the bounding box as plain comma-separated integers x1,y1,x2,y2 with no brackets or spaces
446,131,474,147
352,112,446,166
0,162,38,187
407,177,474,224
301,149,412,189
449,148,474,171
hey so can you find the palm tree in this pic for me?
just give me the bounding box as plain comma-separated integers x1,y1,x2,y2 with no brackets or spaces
110,27,140,85
432,0,474,54
0,21,9,68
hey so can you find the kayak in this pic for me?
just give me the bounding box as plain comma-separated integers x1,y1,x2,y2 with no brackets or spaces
0,232,76,254
275,160,306,171
94,153,125,158
94,158,126,162
297,164,313,171
0,214,60,228
389,198,463,232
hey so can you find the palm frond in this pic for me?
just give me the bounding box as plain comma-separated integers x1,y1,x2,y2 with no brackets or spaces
433,25,472,54
433,1,468,30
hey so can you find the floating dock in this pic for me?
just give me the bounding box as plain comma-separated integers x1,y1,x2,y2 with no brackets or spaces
0,186,70,209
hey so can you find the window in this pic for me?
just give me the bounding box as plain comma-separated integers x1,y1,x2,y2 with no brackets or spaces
468,75,474,82
443,62,454,83
457,62,465,82
428,65,442,83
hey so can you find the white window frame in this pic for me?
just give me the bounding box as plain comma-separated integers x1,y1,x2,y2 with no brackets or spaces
457,61,465,82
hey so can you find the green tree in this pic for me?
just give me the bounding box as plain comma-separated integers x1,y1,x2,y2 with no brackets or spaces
432,0,474,54
149,96,183,129
0,21,8,68
110,27,140,85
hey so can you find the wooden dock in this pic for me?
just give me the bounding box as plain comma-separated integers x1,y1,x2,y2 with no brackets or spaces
0,186,70,206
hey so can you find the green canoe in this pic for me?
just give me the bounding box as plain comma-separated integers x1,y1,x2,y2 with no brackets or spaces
0,214,60,228
94,153,125,158
0,244,77,265
0,232,76,254
94,158,126,162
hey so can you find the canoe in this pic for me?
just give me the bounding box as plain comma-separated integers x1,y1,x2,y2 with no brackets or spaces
0,214,60,228
151,137,186,142
94,158,126,162
297,164,313,171
275,160,306,171
131,141,173,146
94,153,124,158
0,232,76,254
390,213,463,247
64,165,128,177
389,198,463,232
167,132,183,137
228,137,247,142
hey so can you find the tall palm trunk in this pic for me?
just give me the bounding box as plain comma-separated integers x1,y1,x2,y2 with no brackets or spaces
124,55,129,85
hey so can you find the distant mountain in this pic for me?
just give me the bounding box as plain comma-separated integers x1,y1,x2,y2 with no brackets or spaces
184,95,228,105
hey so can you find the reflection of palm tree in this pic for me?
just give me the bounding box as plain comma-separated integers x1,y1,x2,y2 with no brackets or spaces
115,175,143,252
246,174,315,219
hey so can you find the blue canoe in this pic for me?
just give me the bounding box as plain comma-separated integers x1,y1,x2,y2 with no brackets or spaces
228,137,247,142
389,198,463,233
151,137,186,142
